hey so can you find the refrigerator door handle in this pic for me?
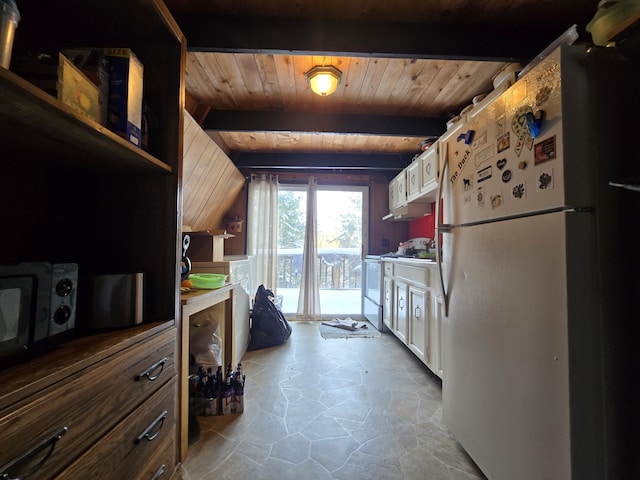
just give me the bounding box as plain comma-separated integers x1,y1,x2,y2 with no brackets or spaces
436,142,450,317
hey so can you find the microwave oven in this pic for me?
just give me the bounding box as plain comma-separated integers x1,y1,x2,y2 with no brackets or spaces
0,262,78,364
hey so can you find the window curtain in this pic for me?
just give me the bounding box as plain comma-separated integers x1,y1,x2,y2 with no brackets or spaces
296,176,321,320
247,174,279,291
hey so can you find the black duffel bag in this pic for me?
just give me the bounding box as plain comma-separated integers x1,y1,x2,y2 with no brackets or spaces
247,285,292,351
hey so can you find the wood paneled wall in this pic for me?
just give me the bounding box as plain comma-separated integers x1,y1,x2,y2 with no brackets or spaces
369,181,409,255
182,111,246,232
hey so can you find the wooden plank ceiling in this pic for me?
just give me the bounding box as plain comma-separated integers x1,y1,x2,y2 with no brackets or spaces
165,0,599,172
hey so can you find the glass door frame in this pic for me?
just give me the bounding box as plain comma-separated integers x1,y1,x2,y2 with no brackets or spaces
276,182,369,317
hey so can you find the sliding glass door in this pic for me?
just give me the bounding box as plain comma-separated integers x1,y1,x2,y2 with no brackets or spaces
277,184,368,318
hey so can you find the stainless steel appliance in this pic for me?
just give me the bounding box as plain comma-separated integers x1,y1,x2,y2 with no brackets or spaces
363,256,384,331
0,262,77,363
436,44,639,480
80,273,144,330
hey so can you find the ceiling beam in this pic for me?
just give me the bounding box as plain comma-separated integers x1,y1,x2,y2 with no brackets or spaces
174,14,568,62
232,152,413,172
202,110,447,137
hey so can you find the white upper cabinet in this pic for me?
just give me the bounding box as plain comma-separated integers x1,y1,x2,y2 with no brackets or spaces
390,142,440,214
420,144,439,201
388,174,398,211
395,170,408,207
406,158,422,203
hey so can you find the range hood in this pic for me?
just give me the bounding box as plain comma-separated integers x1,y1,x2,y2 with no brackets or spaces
383,203,432,221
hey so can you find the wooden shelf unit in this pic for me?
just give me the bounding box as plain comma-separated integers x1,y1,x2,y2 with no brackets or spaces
0,1,185,478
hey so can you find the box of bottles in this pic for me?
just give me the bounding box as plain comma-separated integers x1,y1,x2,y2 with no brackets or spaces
190,363,245,416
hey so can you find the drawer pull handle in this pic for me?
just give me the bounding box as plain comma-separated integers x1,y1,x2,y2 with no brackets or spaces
0,427,68,480
150,464,166,480
136,357,168,382
136,411,168,444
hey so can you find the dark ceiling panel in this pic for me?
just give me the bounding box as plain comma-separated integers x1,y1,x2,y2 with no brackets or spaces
202,110,448,137
175,14,576,62
233,152,413,172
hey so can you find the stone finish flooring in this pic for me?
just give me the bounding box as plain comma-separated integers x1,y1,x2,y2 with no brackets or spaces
182,322,486,480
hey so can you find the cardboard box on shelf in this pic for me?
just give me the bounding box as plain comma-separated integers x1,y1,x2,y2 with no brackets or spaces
10,51,101,123
61,48,109,126
104,48,143,147
57,53,100,122
186,231,235,262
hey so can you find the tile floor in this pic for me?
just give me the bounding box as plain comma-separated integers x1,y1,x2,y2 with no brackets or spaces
182,322,486,480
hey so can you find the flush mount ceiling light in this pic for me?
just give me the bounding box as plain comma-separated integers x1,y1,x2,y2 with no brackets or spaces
306,65,342,96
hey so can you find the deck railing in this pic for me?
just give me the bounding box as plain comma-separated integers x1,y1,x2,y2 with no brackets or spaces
277,248,361,290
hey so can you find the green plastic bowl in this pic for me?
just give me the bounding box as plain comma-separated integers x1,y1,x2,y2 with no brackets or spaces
189,273,227,289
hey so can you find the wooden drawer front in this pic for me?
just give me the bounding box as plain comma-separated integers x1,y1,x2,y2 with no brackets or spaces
119,328,177,404
57,377,177,480
395,264,431,285
130,432,176,480
0,329,176,480
383,262,394,276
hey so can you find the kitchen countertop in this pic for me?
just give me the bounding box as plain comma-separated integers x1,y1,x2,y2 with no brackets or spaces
379,255,437,265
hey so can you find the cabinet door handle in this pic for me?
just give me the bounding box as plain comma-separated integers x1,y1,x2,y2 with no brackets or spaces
136,357,168,382
399,297,404,309
150,464,166,480
0,427,68,480
136,411,168,444
415,305,421,319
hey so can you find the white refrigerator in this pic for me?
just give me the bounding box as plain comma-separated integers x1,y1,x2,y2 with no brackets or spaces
436,44,638,480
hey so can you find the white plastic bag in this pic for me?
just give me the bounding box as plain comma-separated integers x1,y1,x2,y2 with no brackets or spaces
189,308,222,369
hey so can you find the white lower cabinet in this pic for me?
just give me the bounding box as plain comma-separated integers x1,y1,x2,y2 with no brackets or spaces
394,280,409,344
408,285,428,361
383,260,443,378
433,294,445,379
383,276,394,330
